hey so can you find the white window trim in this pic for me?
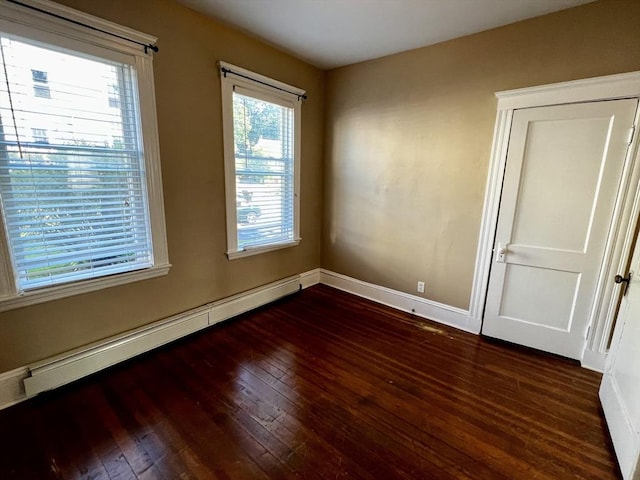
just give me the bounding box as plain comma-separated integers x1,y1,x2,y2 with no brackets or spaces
0,0,170,311
219,61,303,260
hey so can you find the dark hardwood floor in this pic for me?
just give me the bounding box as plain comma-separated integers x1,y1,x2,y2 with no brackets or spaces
0,284,620,479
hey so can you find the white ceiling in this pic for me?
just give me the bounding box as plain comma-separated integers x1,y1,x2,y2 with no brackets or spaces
177,0,595,69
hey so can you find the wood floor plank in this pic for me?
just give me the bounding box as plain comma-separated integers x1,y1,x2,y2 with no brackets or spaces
236,314,544,477
0,284,620,479
230,316,477,473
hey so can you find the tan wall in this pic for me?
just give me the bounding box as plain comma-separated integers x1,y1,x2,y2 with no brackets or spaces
0,0,324,371
323,0,640,310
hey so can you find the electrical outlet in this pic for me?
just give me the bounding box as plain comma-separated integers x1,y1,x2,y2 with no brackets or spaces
417,281,425,293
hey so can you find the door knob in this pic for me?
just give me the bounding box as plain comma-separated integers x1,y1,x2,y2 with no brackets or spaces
496,243,508,263
615,273,631,284
615,272,632,296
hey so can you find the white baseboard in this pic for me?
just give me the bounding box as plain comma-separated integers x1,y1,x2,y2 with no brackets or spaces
24,308,211,397
300,268,321,289
208,275,301,325
0,367,29,410
581,348,607,373
17,274,301,401
2,266,603,410
4,268,469,409
319,269,477,334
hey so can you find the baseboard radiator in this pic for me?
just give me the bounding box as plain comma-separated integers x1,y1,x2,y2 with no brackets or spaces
23,275,301,397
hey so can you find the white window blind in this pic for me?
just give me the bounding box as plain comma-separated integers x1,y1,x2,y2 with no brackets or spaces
220,62,304,259
0,35,153,291
233,88,295,250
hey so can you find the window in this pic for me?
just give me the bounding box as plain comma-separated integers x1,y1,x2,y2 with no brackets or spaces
31,69,47,83
31,128,49,144
219,62,304,259
30,68,50,98
107,84,120,109
33,84,51,98
0,1,169,310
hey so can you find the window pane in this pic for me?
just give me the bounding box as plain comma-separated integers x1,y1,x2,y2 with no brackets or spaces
232,92,294,249
0,35,152,290
31,69,48,83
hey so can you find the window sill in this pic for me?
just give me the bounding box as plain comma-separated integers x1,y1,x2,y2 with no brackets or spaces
0,264,171,313
227,239,301,260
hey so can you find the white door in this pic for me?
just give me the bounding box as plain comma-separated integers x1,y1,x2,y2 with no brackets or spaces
482,99,638,359
600,232,640,480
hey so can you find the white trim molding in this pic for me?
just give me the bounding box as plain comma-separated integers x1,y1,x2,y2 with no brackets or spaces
3,260,618,410
320,270,477,334
581,348,607,373
218,61,306,99
219,61,304,260
469,71,640,368
0,0,157,56
0,268,475,409
20,274,301,399
0,0,170,311
300,268,321,289
0,266,170,313
24,308,211,397
0,367,29,411
0,271,317,409
495,71,640,110
468,108,512,325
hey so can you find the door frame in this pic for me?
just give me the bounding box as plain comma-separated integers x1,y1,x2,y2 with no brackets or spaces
469,71,640,370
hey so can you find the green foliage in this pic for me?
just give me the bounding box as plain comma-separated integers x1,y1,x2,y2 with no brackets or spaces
233,94,282,155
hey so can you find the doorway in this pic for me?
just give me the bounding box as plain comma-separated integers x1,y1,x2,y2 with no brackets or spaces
482,99,637,359
469,71,640,368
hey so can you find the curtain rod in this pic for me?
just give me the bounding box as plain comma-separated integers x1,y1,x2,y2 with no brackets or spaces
221,67,308,101
6,0,159,54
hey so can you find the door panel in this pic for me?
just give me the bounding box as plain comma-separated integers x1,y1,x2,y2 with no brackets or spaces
500,265,580,331
483,98,638,359
510,117,611,251
600,234,640,479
